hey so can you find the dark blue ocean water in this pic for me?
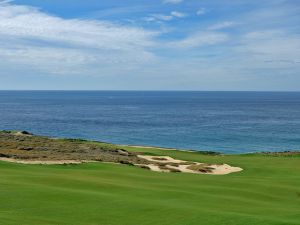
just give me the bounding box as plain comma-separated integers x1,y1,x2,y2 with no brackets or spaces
0,91,299,153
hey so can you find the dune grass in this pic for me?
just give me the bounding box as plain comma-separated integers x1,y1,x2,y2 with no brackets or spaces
0,146,300,225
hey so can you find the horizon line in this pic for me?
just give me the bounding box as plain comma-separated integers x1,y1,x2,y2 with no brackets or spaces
0,90,300,93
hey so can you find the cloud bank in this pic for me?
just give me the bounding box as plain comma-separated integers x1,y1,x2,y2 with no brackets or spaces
0,0,299,91
0,2,158,75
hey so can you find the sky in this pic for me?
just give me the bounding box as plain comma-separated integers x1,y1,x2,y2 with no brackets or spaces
0,0,299,91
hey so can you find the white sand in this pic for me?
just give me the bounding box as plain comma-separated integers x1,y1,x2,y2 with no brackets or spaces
0,157,93,165
0,155,242,175
137,155,242,175
138,155,186,164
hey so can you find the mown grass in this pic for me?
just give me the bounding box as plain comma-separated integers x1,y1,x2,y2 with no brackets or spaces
0,144,300,225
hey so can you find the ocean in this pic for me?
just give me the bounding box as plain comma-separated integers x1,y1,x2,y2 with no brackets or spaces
0,91,299,154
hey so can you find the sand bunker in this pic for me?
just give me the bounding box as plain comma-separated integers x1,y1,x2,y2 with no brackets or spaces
137,155,242,175
138,155,186,164
0,155,242,175
0,131,242,174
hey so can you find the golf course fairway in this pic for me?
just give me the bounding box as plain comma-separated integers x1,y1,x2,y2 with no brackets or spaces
1,146,300,225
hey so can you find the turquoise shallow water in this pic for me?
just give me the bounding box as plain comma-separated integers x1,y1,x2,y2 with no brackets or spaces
0,91,299,153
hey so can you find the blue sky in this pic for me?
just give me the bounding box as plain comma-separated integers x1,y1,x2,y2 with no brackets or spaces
0,0,299,90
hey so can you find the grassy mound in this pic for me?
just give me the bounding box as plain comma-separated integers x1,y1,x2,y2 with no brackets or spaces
0,131,148,165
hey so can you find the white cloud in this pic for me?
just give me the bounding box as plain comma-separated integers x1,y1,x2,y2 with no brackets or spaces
208,21,237,30
0,2,158,75
163,0,183,4
0,0,13,5
196,8,206,16
147,14,173,21
1,0,299,91
145,11,187,22
167,32,229,49
171,11,187,18
238,30,300,62
0,5,156,50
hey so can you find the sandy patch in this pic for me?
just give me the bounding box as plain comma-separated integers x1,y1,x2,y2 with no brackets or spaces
207,164,243,175
0,155,242,175
138,155,186,164
14,131,33,136
142,164,170,172
137,155,242,175
0,157,93,165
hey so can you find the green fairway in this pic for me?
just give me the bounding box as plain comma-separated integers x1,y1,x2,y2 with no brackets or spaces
1,147,300,225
